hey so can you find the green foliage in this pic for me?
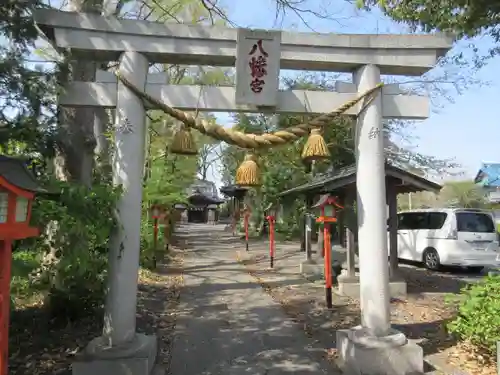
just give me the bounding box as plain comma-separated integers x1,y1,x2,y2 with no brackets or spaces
18,181,121,319
359,0,499,58
275,219,302,240
10,250,42,308
440,180,487,208
143,156,195,205
360,0,499,39
447,274,500,357
398,180,487,210
144,114,198,207
0,0,57,152
140,219,160,269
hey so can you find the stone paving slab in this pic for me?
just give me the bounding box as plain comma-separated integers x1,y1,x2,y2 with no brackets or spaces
169,224,341,375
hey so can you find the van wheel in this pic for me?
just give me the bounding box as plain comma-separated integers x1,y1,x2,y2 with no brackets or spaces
423,248,440,270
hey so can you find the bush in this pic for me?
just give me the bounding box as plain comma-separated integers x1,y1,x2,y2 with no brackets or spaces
18,181,120,320
140,219,159,269
10,250,43,308
447,273,500,357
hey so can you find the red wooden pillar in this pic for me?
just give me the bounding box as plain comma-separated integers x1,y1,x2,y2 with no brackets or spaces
266,215,275,268
153,218,159,248
0,240,12,375
323,224,332,308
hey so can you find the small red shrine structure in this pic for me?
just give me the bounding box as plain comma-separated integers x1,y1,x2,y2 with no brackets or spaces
0,155,45,375
312,194,343,309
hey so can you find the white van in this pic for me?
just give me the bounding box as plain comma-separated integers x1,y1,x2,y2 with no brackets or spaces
390,208,500,271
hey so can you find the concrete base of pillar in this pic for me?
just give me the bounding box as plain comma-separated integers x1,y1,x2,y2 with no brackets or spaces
337,326,423,375
299,259,317,276
72,333,158,375
299,259,342,283
337,274,407,298
236,250,253,262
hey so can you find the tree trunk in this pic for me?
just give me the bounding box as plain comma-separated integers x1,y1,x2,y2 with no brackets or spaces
56,59,97,187
55,0,105,187
94,107,113,182
39,0,106,307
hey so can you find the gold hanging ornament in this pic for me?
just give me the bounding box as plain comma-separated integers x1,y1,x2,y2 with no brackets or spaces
301,128,330,162
170,124,198,155
235,153,261,187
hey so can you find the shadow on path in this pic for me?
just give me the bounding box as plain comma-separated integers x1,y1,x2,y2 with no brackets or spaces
170,224,338,375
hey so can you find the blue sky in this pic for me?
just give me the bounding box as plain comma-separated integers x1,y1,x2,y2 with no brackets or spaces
203,0,500,187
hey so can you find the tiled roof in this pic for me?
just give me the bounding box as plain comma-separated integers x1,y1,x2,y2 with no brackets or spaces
219,184,249,198
278,162,441,197
474,162,500,187
0,155,47,193
186,179,224,203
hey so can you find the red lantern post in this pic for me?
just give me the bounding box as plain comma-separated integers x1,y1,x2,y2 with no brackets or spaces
266,215,276,268
265,204,278,268
314,194,343,309
150,205,162,249
0,156,45,375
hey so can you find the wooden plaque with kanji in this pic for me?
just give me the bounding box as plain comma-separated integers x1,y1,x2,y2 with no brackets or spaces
235,29,281,108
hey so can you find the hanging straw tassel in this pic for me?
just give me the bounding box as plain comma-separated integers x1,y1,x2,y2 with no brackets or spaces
170,124,198,155
236,153,261,187
301,128,330,162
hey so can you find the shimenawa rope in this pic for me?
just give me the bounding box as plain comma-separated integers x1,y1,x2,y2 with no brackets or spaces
115,72,383,150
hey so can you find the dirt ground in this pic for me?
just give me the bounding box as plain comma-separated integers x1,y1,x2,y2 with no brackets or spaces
237,244,496,375
8,248,184,375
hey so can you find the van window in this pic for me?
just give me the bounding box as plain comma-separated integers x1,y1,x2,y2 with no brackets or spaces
427,212,448,229
398,212,427,230
398,212,447,230
456,212,495,233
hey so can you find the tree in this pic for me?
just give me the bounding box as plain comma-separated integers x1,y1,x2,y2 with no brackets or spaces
397,180,488,210
195,0,498,55
196,134,222,180
358,0,500,56
353,0,500,77
0,0,56,158
143,111,199,207
1,0,229,321
439,180,487,208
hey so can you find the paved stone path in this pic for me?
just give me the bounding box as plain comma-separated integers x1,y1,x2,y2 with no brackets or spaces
170,223,338,375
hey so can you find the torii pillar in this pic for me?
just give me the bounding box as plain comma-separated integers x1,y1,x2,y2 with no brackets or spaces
72,52,158,375
336,64,422,374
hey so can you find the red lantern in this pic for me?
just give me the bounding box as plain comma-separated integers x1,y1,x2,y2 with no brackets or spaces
0,156,45,375
313,194,343,309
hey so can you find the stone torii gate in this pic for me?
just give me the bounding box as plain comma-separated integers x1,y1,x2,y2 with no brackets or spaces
34,9,452,375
